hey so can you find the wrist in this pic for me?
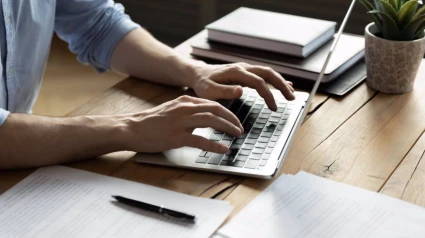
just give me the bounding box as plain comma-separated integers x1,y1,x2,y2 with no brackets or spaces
70,115,129,153
168,54,207,89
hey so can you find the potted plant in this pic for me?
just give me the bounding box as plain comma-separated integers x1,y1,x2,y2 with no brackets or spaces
359,0,425,93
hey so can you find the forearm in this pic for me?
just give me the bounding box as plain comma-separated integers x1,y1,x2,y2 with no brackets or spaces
0,114,126,170
110,28,202,88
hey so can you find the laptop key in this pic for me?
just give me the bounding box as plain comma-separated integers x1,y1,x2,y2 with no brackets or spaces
239,149,252,156
256,118,268,124
209,133,223,141
230,144,242,150
223,134,234,140
196,156,209,164
242,144,254,150
265,148,274,154
262,108,272,114
276,107,285,113
253,124,265,129
258,137,271,143
271,112,283,118
248,133,260,139
235,155,249,162
261,132,273,138
249,154,262,160
252,104,263,109
199,151,207,157
251,128,262,134
276,125,285,131
221,155,232,161
244,138,256,144
253,148,265,154
255,142,268,149
264,126,275,132
271,136,279,142
213,130,224,134
245,159,259,169
205,152,212,158
208,153,224,165
268,117,279,123
285,109,293,115
233,139,245,145
259,160,267,166
274,131,282,136
219,140,232,146
268,142,276,148
226,149,239,156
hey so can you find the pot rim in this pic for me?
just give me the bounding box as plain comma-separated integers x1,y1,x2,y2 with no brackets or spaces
365,22,425,43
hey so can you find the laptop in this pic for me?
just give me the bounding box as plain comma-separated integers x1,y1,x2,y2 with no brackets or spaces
133,1,357,179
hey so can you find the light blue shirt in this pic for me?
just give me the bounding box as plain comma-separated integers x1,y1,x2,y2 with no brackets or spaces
0,0,140,125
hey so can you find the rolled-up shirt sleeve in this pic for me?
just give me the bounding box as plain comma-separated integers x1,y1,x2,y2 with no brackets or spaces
0,108,10,126
55,0,140,72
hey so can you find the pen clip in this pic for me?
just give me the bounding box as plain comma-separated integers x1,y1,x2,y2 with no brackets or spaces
161,207,196,223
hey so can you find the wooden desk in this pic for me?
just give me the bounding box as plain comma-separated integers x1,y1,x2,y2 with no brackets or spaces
2,31,425,224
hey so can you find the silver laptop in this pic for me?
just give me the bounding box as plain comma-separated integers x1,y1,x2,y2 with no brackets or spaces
133,1,357,179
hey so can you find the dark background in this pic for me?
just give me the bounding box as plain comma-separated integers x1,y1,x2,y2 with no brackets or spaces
117,0,371,46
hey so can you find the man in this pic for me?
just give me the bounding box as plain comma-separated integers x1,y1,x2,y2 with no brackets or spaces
0,0,295,169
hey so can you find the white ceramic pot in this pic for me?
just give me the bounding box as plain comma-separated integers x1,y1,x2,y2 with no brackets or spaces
365,22,425,94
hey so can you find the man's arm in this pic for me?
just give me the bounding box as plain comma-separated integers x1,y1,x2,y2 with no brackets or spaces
0,113,124,169
110,28,296,111
0,96,243,170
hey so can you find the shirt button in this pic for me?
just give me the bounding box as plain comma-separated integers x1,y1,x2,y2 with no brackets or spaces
6,17,10,25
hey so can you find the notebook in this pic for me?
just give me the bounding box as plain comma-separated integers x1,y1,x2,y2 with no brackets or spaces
191,33,365,83
206,7,336,58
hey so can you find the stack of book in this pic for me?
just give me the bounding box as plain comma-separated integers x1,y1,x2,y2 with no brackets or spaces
191,8,366,95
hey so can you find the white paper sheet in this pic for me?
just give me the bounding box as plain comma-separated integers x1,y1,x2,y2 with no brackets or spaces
0,166,233,238
218,173,425,238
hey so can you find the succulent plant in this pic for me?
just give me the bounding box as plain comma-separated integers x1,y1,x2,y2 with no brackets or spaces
359,0,425,41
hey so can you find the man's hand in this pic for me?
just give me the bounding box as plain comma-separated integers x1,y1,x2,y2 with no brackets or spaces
122,95,243,154
190,62,296,111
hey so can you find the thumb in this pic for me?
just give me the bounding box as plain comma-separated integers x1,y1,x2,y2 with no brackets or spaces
203,82,243,100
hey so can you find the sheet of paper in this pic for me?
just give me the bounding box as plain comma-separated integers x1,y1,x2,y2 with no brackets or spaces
0,166,233,238
218,173,425,238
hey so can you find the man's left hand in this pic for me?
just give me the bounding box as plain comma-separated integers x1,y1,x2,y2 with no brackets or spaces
190,62,296,111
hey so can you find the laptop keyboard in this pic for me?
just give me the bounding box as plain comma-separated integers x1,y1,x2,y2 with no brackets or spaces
195,91,295,170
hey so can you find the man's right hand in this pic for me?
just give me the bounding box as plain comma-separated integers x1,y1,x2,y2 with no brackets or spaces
120,95,243,154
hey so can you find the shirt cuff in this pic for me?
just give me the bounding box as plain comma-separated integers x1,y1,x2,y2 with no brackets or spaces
0,108,10,126
92,10,141,72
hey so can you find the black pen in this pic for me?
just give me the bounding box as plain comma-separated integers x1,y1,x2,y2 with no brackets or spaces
112,195,196,223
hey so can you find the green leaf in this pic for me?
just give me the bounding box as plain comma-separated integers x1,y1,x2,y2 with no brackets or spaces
413,5,425,19
360,0,384,31
398,0,420,27
369,10,400,39
399,14,425,39
379,0,399,22
413,26,425,39
389,0,400,10
374,0,383,10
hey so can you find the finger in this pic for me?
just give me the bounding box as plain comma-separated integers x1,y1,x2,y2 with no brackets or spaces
189,102,243,131
246,66,296,101
185,113,242,136
176,95,213,104
198,81,244,100
184,134,229,154
214,65,277,111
